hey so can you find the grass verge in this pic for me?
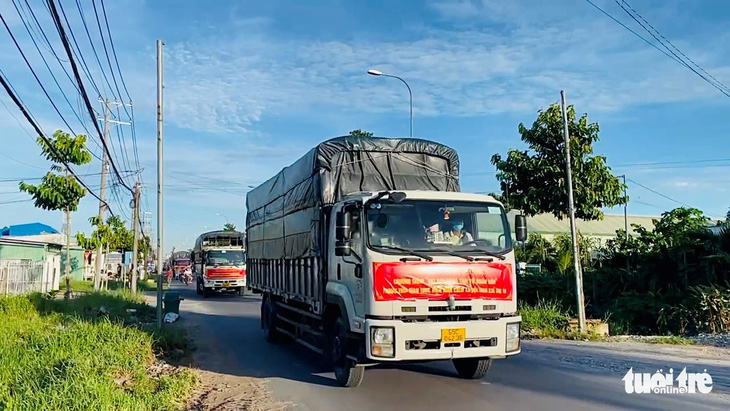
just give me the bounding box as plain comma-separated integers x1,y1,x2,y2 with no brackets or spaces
519,300,697,345
0,292,197,410
66,278,170,294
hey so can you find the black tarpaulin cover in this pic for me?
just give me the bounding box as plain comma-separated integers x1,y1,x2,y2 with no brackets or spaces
246,136,460,259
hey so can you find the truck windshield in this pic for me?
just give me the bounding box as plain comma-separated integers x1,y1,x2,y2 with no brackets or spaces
206,250,246,266
365,200,511,255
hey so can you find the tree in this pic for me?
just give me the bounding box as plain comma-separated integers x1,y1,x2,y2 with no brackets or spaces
19,130,92,211
20,130,92,296
76,215,135,284
491,104,627,220
349,129,373,138
223,223,236,231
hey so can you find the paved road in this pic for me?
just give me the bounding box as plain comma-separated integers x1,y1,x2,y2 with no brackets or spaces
170,284,730,411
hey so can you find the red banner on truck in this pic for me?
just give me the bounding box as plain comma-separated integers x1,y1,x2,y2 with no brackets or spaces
373,261,513,301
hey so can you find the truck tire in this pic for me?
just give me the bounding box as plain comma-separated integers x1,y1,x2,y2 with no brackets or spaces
328,316,364,388
237,287,244,296
262,296,281,343
452,357,491,380
196,278,203,295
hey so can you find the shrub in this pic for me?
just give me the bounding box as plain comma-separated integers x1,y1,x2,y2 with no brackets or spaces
519,299,570,337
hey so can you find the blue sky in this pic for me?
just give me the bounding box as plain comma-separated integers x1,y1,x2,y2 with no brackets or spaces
1,0,729,254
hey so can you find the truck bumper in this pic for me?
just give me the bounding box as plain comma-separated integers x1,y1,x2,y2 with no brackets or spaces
364,316,521,361
204,278,246,288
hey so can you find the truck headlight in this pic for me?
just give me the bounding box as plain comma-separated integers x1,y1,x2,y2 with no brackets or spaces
371,327,395,358
506,322,520,353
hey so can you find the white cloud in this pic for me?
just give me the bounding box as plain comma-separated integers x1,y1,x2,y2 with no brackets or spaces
131,5,730,135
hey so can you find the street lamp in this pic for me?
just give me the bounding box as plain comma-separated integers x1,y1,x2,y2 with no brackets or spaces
367,69,413,138
216,213,229,223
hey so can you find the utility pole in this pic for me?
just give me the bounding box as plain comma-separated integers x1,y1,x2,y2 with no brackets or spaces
64,184,71,298
622,175,628,240
131,180,141,294
94,99,111,291
622,174,630,274
560,90,586,334
156,39,164,329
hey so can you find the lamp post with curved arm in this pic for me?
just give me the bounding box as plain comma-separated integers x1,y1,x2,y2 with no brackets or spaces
367,69,413,138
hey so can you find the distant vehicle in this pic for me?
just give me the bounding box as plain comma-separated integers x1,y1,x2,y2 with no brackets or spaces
246,136,526,387
192,230,246,297
172,250,191,275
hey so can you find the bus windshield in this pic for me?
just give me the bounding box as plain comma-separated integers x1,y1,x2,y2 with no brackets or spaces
205,250,246,266
364,199,511,255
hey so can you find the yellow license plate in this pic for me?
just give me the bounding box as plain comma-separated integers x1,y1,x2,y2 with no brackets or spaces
223,282,230,287
441,328,466,343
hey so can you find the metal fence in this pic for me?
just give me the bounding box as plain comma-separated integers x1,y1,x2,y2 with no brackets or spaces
0,261,51,295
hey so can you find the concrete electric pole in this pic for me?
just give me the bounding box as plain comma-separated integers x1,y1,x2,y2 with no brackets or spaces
560,90,586,334
131,180,141,294
94,99,111,291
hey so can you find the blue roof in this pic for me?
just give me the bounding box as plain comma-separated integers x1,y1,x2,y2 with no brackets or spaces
0,223,59,237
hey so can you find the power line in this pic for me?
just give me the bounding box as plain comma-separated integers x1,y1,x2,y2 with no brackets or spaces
99,0,130,102
90,0,130,121
614,158,730,167
47,0,133,193
616,0,730,96
0,70,115,216
71,0,116,100
583,0,686,66
586,0,730,98
56,0,102,98
627,178,692,208
0,198,34,205
0,12,83,139
0,94,38,143
0,170,134,183
9,0,102,162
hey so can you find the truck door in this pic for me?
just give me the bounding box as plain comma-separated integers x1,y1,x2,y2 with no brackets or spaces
329,204,365,319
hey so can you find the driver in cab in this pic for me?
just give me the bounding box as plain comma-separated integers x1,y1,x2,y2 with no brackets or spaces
444,220,473,245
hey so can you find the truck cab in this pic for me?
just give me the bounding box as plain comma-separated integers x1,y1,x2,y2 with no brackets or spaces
192,231,247,297
330,190,523,364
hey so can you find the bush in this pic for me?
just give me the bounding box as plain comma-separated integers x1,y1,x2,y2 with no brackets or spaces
0,293,198,410
518,299,570,337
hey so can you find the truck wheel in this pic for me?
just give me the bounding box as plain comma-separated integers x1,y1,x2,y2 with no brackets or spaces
452,357,491,379
196,278,203,295
328,316,364,388
262,296,281,343
237,287,244,296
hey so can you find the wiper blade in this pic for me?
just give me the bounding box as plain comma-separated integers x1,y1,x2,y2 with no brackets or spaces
416,247,474,262
372,245,433,261
459,247,506,260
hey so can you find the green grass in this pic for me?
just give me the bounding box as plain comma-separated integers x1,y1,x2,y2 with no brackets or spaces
0,293,198,410
519,299,571,338
65,278,169,295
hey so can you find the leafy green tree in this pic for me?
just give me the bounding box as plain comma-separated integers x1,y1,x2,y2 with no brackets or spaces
515,233,556,270
21,130,92,296
223,223,236,231
19,131,93,211
491,104,627,220
348,129,373,138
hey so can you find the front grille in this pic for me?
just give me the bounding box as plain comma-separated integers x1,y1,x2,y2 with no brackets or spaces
429,305,471,312
405,337,498,350
405,340,440,350
465,338,497,348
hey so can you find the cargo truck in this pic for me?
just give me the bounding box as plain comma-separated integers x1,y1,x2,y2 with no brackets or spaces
192,230,247,297
246,136,527,387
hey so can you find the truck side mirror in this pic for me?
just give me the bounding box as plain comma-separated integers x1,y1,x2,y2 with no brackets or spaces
335,211,352,241
335,240,352,257
515,214,527,243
